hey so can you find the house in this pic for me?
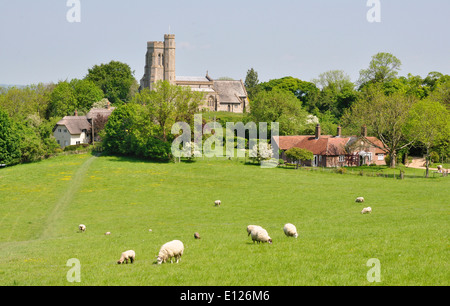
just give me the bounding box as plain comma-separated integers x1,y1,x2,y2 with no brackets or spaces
53,104,115,148
272,125,387,167
53,116,91,148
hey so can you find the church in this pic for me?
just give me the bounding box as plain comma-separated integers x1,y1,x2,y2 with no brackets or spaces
140,34,249,113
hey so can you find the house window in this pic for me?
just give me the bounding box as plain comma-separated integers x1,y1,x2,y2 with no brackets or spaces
339,155,345,162
378,154,384,161
64,129,67,133
57,140,60,144
76,141,80,145
58,129,61,133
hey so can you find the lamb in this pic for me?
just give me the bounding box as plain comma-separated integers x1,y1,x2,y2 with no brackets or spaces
361,207,372,214
247,225,262,236
283,223,298,238
117,250,135,264
355,197,365,203
214,200,221,207
194,232,201,239
78,224,86,232
250,227,272,244
156,240,184,264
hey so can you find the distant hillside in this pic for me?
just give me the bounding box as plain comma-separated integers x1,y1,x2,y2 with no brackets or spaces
0,84,27,89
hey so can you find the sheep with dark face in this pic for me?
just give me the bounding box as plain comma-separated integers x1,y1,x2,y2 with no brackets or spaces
214,200,221,207
79,224,86,232
117,250,135,264
355,197,365,203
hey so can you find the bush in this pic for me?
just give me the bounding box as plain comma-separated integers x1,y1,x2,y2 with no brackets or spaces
336,167,347,174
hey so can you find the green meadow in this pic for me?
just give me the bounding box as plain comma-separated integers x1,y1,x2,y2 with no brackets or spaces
0,153,448,286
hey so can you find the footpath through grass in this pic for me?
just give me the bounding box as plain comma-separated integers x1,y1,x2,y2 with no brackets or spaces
0,153,448,285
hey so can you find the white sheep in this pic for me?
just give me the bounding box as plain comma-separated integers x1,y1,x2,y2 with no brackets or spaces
246,225,262,236
251,227,272,244
156,240,184,264
78,224,86,232
361,207,372,214
214,200,221,207
437,165,443,173
355,197,365,203
117,250,135,264
283,223,298,238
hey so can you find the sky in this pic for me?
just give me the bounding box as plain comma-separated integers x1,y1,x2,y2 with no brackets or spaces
0,0,449,86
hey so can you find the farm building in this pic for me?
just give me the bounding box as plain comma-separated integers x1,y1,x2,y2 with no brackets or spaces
272,125,387,167
53,104,115,148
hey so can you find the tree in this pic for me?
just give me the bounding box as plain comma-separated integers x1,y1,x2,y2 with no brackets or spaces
85,61,137,105
358,52,402,87
341,83,417,168
70,79,104,113
405,100,450,177
147,81,203,142
249,89,308,136
244,68,259,100
0,107,21,165
312,70,357,118
46,81,77,119
285,147,314,169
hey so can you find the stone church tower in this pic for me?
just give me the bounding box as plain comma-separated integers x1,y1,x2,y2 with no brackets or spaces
140,34,176,90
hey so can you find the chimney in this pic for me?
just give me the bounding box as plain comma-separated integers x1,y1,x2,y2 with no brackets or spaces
336,126,342,137
361,125,367,137
315,124,321,139
74,110,78,116
107,101,111,110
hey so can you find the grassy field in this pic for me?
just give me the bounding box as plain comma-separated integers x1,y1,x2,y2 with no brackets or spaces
0,153,448,286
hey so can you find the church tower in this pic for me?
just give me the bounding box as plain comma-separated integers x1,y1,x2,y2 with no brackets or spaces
164,34,176,85
140,34,176,90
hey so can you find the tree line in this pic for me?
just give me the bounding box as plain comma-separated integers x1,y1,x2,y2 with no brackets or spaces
1,52,449,175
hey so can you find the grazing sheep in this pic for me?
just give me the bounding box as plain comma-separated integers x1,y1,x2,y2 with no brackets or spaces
105,232,111,235
355,197,365,203
214,200,221,207
250,227,272,244
117,250,135,264
247,225,262,236
156,240,184,264
437,165,443,173
78,224,86,232
194,232,201,239
361,207,372,214
283,223,298,238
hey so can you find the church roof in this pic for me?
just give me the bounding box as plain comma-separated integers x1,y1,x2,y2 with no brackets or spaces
213,80,248,104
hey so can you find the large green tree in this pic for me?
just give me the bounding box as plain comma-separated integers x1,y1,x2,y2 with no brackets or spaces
85,61,137,105
405,100,450,177
341,84,417,168
146,81,203,142
358,52,402,87
249,89,308,136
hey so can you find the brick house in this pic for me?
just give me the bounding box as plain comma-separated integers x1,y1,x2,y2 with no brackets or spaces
272,125,387,167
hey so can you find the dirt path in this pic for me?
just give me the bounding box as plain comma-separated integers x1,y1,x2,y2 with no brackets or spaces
40,155,98,240
407,157,439,171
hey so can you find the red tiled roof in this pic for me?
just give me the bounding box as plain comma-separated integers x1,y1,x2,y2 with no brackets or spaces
293,136,348,156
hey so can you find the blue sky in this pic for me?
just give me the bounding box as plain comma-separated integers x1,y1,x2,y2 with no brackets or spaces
0,0,449,85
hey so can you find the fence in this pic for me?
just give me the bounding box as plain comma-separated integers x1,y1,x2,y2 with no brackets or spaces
280,164,448,179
